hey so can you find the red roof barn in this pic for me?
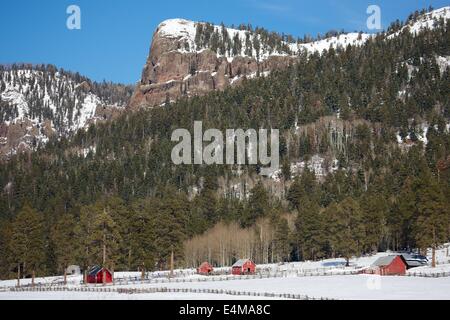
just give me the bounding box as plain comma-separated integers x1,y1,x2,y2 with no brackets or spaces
232,259,256,275
365,255,407,276
86,266,113,284
197,262,214,275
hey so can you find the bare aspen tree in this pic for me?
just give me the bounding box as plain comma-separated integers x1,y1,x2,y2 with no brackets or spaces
17,263,20,287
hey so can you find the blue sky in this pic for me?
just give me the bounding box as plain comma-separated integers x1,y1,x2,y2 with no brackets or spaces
0,0,448,84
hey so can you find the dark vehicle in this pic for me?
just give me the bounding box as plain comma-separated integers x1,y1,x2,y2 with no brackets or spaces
400,253,429,268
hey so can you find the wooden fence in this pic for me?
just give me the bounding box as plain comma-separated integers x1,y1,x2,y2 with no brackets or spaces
2,266,449,292
9,285,332,300
405,271,450,278
109,269,361,287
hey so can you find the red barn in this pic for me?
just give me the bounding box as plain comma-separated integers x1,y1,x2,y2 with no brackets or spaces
232,259,256,275
86,266,113,284
197,262,214,275
365,255,407,276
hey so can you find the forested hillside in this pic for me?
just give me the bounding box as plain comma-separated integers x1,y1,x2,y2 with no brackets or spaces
0,64,134,157
0,8,449,279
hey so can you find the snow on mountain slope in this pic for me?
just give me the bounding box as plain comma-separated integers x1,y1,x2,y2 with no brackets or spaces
156,19,372,61
436,55,450,73
409,6,450,33
156,6,449,59
388,6,450,39
158,18,197,39
297,33,373,54
0,66,131,157
132,6,450,108
1,70,101,131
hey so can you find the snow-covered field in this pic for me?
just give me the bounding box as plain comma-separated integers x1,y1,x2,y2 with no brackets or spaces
0,291,277,301
1,245,449,300
115,275,450,300
1,275,449,300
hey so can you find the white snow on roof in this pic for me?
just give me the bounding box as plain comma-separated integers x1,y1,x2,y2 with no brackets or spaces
233,259,252,267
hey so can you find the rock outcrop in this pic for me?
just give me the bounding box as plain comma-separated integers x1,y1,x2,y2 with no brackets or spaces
129,19,377,109
129,20,295,109
131,7,450,109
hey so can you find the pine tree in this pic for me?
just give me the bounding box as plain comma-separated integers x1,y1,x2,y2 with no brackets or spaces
232,33,242,56
253,34,261,61
326,198,365,266
194,24,203,49
78,204,97,270
210,31,220,53
152,188,189,269
11,205,46,283
281,158,291,181
130,198,157,272
361,193,387,252
287,169,318,209
91,205,122,269
273,217,290,262
51,213,79,284
295,199,325,260
193,173,219,225
392,177,416,250
413,173,449,267
104,197,133,270
0,221,14,278
242,182,269,227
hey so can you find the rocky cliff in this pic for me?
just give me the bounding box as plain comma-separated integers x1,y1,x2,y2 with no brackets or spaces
131,7,450,109
129,19,373,109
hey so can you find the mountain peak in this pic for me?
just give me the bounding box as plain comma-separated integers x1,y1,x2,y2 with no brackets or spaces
130,7,450,109
156,18,197,39
131,20,371,109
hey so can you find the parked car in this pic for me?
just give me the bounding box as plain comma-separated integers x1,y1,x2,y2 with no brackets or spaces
400,253,429,268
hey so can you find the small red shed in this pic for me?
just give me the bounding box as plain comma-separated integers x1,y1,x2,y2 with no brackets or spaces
86,266,113,284
232,259,256,275
197,262,214,275
365,255,407,276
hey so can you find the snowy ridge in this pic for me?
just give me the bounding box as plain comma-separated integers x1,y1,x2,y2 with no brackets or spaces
156,19,373,60
157,18,197,39
388,6,450,39
297,33,373,54
156,7,449,61
408,6,450,33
